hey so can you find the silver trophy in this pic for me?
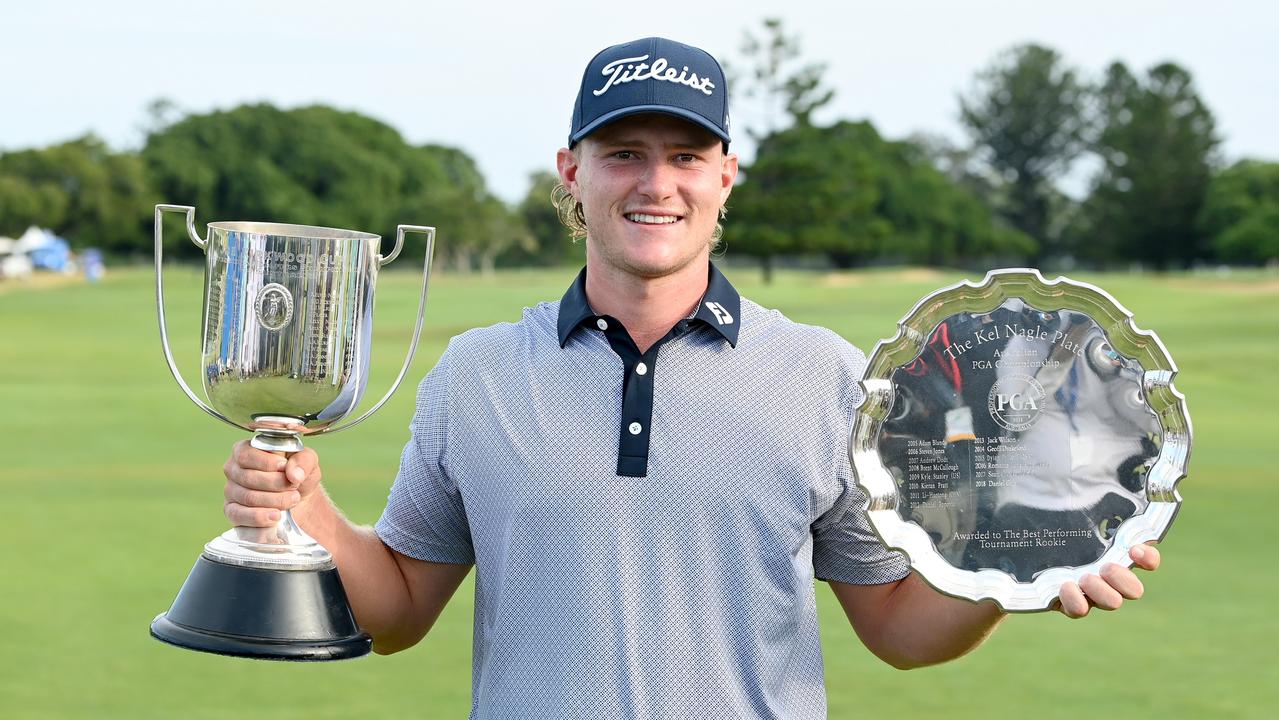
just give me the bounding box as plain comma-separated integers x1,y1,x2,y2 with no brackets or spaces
150,204,435,659
852,269,1190,611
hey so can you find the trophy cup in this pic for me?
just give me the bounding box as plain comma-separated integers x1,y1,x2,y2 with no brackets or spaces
851,269,1191,611
149,204,435,659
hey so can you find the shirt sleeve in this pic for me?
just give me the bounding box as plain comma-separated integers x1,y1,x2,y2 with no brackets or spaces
811,472,910,585
811,338,910,585
375,344,476,565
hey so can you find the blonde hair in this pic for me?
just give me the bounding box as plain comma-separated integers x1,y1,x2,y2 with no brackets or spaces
551,181,728,249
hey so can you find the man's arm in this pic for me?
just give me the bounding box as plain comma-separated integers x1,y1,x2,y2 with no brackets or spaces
830,544,1160,669
224,442,472,655
829,572,1004,670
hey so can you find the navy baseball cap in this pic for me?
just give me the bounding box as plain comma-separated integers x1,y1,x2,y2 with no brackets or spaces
569,37,731,148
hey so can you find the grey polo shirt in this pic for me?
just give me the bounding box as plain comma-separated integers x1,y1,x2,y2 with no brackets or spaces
375,264,909,720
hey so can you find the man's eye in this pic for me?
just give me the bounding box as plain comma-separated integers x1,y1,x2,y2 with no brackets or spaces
676,154,698,163
614,151,635,160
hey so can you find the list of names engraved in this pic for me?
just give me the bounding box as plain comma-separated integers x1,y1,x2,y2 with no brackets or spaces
903,438,958,505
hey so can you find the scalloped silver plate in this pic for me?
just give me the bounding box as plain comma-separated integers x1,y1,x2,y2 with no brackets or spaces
851,268,1191,611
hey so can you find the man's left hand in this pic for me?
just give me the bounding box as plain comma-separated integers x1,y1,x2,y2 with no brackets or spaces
1057,543,1161,618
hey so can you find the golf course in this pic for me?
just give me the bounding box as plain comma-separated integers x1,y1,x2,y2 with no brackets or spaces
1,265,1275,719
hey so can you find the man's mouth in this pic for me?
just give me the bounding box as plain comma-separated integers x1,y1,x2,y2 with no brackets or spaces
625,213,681,225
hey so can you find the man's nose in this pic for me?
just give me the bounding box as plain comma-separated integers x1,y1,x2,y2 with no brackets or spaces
636,160,676,200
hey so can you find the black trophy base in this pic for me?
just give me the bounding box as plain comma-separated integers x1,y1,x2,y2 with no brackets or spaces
151,554,372,661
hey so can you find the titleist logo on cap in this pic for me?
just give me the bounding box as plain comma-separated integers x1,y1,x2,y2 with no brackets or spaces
593,54,716,97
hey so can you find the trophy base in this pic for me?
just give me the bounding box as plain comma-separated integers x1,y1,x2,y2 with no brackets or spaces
151,555,371,661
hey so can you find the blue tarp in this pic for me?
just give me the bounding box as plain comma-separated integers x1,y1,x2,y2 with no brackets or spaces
29,235,72,271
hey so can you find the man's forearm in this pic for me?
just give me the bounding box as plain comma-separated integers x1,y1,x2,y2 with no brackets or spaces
290,487,423,651
833,572,1006,670
879,574,1005,669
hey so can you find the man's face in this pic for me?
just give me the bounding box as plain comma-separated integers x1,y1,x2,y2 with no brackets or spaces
557,114,738,280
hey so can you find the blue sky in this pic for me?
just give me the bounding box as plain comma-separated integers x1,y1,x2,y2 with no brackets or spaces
2,0,1273,201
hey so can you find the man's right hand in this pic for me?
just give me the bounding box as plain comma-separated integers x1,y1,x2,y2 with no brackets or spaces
222,440,322,527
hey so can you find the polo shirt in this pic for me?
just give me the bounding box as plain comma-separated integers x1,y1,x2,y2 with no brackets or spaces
375,263,909,720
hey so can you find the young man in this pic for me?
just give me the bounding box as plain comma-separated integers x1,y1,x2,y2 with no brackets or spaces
223,37,1158,718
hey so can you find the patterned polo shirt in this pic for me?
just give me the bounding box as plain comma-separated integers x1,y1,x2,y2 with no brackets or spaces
375,263,909,719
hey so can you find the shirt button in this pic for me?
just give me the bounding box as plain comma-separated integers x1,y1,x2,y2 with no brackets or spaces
628,422,643,435
596,318,609,331
635,362,648,376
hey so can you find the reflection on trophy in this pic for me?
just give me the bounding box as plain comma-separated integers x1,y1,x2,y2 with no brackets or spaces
852,269,1191,611
150,205,434,659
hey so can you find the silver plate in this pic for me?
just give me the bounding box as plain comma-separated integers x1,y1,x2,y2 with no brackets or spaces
851,269,1191,611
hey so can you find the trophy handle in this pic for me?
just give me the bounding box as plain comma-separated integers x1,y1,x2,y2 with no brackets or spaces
377,224,406,266
316,225,436,437
154,204,252,433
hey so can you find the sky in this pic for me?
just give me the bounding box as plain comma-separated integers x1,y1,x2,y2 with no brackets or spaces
2,0,1275,202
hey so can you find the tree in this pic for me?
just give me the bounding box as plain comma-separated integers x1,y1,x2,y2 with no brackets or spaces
0,174,69,237
960,44,1087,259
498,171,581,268
139,97,183,139
0,136,152,255
1079,62,1218,268
1199,159,1279,264
143,104,517,267
730,18,834,139
729,121,1033,280
910,132,999,204
415,143,530,273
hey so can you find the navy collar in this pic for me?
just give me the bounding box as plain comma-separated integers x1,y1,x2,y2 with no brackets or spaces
557,262,741,348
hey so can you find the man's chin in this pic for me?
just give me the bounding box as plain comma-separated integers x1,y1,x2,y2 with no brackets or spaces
586,234,711,279
617,253,706,280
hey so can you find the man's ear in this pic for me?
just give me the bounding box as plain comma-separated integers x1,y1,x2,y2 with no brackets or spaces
557,147,580,196
720,151,739,206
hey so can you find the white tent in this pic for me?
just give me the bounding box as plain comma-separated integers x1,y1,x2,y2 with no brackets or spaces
1,253,34,279
15,226,54,252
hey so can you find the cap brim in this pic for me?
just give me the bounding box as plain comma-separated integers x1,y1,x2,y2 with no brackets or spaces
569,105,731,147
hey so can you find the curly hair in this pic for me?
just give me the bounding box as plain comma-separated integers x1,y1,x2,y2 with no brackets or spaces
551,181,727,249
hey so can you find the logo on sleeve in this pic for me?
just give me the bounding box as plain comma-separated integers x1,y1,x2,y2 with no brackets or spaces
704,301,734,325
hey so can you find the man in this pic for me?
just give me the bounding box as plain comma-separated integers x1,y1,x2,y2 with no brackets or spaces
223,37,1158,718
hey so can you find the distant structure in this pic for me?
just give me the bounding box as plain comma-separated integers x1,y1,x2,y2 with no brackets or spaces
0,226,84,280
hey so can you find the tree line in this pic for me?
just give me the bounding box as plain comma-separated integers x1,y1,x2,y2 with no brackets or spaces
728,21,1276,275
1,22,1275,273
0,104,527,271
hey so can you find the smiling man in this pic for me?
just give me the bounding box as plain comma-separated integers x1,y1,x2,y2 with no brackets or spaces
222,37,1158,719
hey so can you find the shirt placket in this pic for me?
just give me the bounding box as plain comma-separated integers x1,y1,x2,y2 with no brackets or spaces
593,316,690,477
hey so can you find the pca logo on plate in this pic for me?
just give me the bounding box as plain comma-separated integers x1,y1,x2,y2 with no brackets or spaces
987,374,1047,431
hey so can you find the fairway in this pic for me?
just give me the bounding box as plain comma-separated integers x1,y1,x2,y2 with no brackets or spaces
1,266,1276,719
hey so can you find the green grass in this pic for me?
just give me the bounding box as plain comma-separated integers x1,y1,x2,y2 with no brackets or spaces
1,265,1275,718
